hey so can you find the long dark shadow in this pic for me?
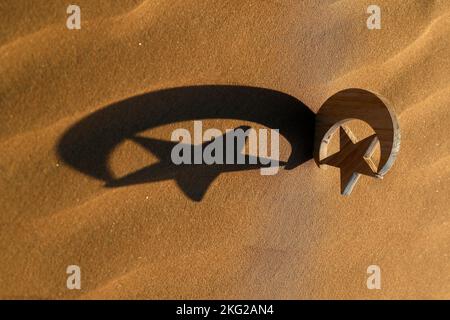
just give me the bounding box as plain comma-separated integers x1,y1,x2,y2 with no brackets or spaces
57,85,315,201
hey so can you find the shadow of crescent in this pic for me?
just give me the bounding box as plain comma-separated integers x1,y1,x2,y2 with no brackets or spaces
57,85,316,182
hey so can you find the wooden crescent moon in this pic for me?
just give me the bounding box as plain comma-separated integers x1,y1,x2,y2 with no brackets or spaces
314,88,401,177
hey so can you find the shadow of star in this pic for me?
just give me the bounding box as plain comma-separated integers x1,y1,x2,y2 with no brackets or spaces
105,126,286,201
320,126,381,195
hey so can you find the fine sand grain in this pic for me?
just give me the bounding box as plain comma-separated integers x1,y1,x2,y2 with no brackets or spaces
0,0,449,299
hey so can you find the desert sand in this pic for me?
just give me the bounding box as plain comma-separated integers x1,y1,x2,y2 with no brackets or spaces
0,0,449,299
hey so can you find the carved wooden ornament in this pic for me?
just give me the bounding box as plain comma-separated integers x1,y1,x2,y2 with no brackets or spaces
314,88,401,195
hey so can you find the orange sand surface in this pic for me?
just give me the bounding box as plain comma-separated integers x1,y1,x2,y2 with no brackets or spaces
0,0,449,299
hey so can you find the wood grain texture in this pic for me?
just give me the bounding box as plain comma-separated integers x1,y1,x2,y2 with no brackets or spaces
1,0,449,300
314,88,401,194
321,126,380,195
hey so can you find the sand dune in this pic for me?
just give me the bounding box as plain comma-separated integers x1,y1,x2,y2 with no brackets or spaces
0,0,449,299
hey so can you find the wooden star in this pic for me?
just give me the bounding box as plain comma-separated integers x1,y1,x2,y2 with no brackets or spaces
321,126,381,195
